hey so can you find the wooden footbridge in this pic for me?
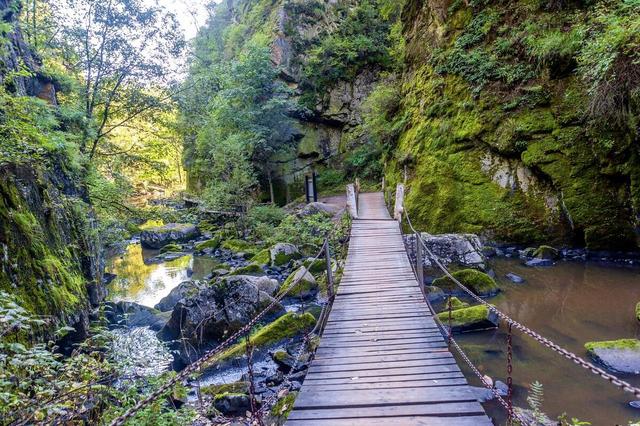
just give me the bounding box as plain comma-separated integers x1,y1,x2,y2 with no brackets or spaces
287,192,492,425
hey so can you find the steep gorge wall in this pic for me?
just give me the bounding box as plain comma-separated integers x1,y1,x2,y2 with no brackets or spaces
388,0,640,250
0,1,104,341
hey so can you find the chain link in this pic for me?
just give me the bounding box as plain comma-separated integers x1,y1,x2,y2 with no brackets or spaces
404,210,640,400
506,323,514,422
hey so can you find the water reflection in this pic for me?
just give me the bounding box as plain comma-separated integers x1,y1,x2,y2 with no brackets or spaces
456,258,640,424
106,243,220,307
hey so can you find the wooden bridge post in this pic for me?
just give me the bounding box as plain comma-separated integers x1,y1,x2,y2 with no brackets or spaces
324,239,334,300
346,184,358,218
393,183,404,221
415,231,424,286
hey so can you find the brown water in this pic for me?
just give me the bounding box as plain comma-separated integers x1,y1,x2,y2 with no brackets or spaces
455,258,640,425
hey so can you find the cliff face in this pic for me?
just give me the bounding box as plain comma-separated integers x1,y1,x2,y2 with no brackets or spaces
0,1,104,341
389,0,640,250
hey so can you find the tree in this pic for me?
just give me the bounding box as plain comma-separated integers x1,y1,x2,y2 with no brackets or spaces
51,0,185,159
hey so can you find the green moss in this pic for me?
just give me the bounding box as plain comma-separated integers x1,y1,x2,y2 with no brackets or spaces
302,258,326,274
252,248,271,266
636,302,640,322
432,269,499,296
195,237,221,252
159,243,182,253
201,381,249,397
444,296,469,311
437,304,492,327
222,239,260,257
270,391,297,420
218,313,316,360
278,267,318,299
230,263,265,276
533,245,559,259
585,339,640,352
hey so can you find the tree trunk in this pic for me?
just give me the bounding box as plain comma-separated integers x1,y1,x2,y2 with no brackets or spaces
268,169,275,205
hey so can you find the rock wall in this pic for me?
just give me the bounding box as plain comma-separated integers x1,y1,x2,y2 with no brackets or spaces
0,1,104,341
388,0,640,250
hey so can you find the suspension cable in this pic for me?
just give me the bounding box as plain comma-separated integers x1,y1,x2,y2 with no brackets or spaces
403,209,640,399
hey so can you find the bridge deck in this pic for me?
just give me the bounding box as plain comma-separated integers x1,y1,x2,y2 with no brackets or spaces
287,193,491,425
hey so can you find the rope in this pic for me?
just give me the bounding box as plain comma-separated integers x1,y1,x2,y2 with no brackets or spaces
109,241,329,426
403,210,640,399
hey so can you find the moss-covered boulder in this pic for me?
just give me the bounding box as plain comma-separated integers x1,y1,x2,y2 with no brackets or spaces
303,257,327,274
219,312,316,360
636,302,640,322
201,381,249,397
533,245,559,260
432,269,500,297
437,305,498,333
230,263,265,276
272,349,296,372
140,223,200,249
279,266,318,299
252,248,271,266
213,393,251,416
159,243,182,254
221,239,260,258
584,339,640,374
270,243,301,266
194,236,221,252
442,296,469,311
270,391,297,423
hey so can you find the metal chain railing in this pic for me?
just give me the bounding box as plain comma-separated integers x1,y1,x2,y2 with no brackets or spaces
402,208,640,401
109,240,331,426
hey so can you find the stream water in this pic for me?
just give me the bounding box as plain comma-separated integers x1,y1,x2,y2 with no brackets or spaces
105,242,640,423
457,258,640,425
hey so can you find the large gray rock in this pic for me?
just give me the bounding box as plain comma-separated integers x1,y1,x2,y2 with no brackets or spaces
157,275,285,356
299,202,342,217
104,301,170,331
213,393,251,416
270,242,301,266
585,339,640,374
408,233,487,270
154,281,199,312
140,223,200,249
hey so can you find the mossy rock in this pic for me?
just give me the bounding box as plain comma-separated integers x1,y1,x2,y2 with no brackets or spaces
230,263,265,276
279,266,318,299
252,248,272,266
159,243,182,254
636,302,640,322
437,304,498,333
533,245,559,260
201,381,249,397
303,258,327,274
195,236,221,252
270,243,301,266
584,339,640,374
521,247,537,258
222,239,260,257
442,296,469,311
270,391,298,422
432,269,500,297
218,313,316,360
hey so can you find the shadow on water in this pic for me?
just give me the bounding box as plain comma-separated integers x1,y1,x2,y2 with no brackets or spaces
454,258,640,424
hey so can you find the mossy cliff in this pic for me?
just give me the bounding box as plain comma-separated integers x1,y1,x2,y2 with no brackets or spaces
386,0,640,250
0,2,104,340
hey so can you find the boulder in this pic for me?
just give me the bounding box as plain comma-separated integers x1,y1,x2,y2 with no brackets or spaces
154,281,198,312
442,296,469,311
279,266,318,299
426,286,445,302
636,302,640,322
533,245,559,260
303,257,328,274
436,305,498,333
299,202,342,217
272,349,296,372
104,301,170,331
202,381,249,398
270,243,301,266
505,273,525,284
521,247,537,258
159,243,182,253
194,236,221,252
157,275,285,352
230,263,265,276
414,233,487,270
140,223,200,249
584,339,640,374
432,269,500,297
252,248,271,265
213,393,252,416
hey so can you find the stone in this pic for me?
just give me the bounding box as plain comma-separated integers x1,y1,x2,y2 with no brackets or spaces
159,243,182,254
432,269,500,297
270,243,301,266
494,380,509,396
469,386,496,403
299,202,342,217
525,258,554,267
279,266,318,299
140,223,200,249
521,247,537,258
426,286,445,302
154,281,198,312
194,237,221,252
302,257,328,274
221,239,260,257
104,301,170,331
213,393,251,416
636,302,640,322
252,276,280,296
230,263,265,276
436,305,498,333
584,339,640,374
442,296,469,311
533,245,559,260
272,349,296,372
505,273,525,284
630,400,640,409
413,233,487,270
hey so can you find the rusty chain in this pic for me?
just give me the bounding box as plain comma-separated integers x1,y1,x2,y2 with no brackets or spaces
403,210,640,400
108,240,329,426
506,323,514,421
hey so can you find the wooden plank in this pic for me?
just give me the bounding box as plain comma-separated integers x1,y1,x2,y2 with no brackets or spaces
287,402,485,421
287,415,493,425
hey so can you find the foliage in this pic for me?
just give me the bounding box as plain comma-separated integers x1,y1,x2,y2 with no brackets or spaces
527,380,545,422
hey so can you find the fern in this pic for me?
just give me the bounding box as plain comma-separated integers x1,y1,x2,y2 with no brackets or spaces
527,381,545,422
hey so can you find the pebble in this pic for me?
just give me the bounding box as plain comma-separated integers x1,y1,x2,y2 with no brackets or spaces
505,273,525,284
525,258,553,267
630,400,640,409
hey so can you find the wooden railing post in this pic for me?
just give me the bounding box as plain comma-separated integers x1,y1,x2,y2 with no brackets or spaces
346,184,358,219
325,239,334,300
415,232,424,286
394,183,404,221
